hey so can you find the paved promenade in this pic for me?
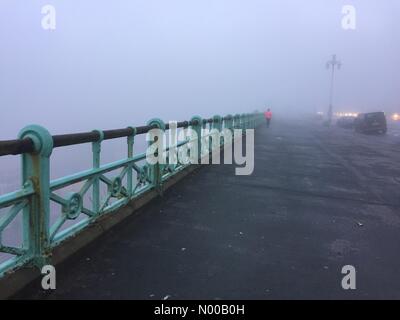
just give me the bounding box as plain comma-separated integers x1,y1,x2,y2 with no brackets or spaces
16,118,400,299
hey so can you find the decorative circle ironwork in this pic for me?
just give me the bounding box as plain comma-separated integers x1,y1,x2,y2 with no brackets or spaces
111,177,122,196
66,193,82,220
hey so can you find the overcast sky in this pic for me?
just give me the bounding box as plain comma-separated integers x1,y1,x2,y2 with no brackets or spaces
1,0,399,138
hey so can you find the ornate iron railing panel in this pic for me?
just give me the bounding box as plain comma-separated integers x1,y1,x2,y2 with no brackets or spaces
0,112,264,276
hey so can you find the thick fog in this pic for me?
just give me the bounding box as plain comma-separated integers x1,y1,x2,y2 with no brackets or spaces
1,0,399,139
0,0,400,263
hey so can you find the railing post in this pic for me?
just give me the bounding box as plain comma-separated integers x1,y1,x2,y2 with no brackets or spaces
212,115,222,147
222,115,233,158
234,114,240,130
224,115,233,133
127,127,136,197
201,119,207,159
212,115,222,130
190,116,202,164
91,130,104,215
241,114,246,133
18,125,53,268
208,120,213,156
147,118,165,194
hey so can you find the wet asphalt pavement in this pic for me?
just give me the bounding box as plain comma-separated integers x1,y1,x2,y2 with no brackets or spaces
15,117,400,299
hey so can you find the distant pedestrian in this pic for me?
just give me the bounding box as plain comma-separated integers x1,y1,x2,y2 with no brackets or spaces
264,108,272,128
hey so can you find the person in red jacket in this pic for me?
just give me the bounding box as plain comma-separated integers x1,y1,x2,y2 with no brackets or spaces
264,108,273,128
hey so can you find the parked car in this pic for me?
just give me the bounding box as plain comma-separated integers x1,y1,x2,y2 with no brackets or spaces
354,112,387,134
336,116,355,129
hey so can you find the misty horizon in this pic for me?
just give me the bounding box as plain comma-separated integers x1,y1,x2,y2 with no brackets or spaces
0,0,399,139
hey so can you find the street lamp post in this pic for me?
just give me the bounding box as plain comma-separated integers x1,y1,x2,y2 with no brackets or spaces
326,54,341,126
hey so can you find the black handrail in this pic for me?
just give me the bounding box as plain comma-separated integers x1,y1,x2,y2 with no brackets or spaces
0,118,204,156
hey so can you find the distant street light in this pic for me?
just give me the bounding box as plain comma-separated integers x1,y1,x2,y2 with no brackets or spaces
326,54,341,126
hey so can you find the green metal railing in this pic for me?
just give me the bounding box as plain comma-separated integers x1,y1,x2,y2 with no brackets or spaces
0,112,264,276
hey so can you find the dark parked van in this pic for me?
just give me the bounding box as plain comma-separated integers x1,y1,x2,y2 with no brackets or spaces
354,112,387,134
